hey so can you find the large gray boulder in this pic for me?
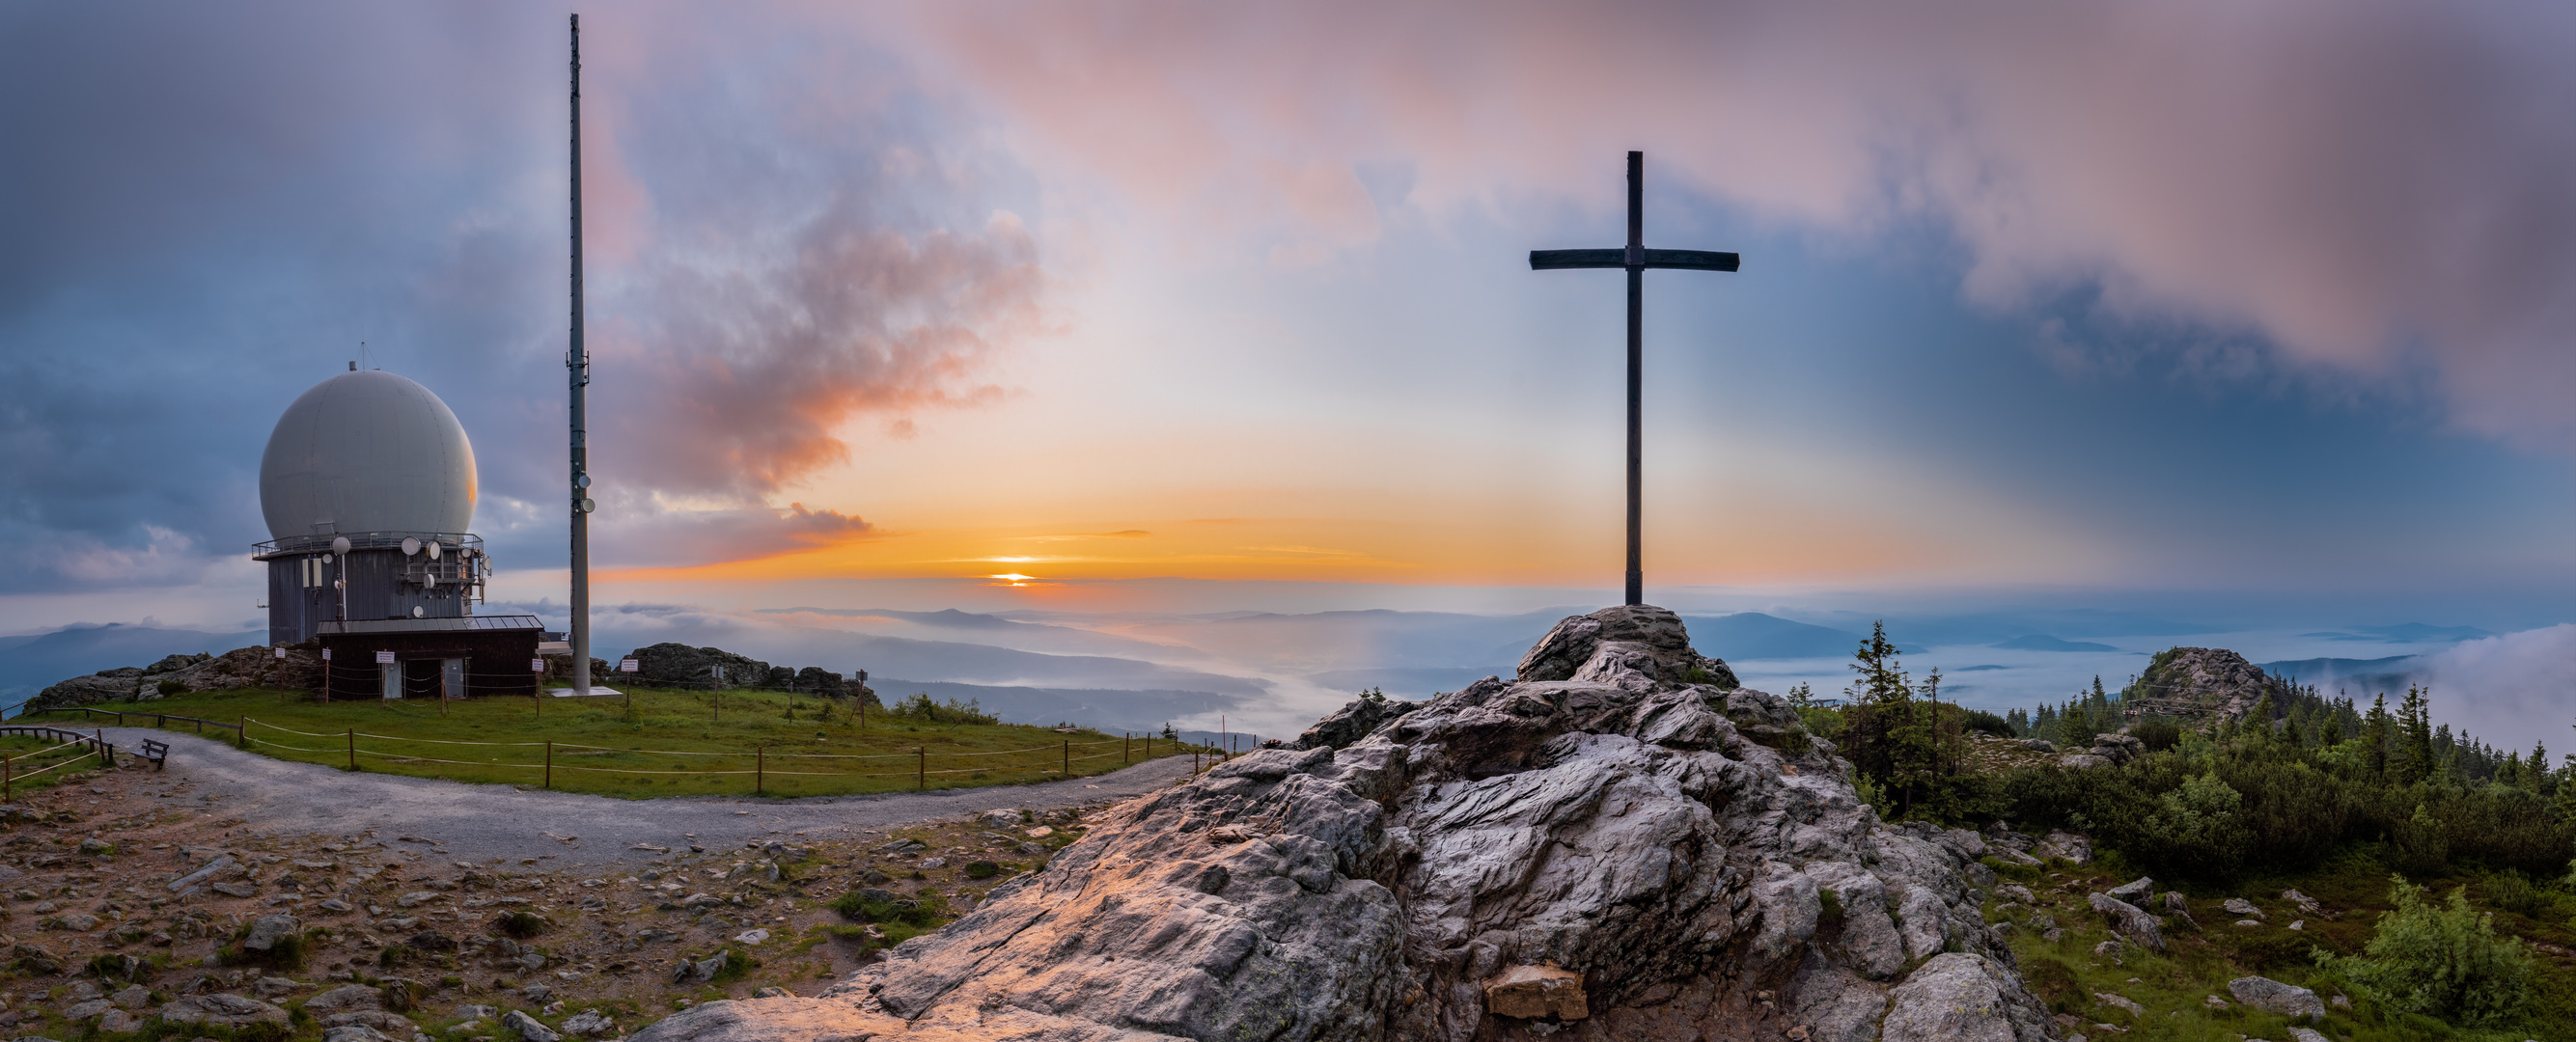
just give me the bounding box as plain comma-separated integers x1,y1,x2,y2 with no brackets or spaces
1880,953,2054,1042
2089,892,2166,950
632,605,2044,1042
1291,693,1420,751
2228,975,2324,1021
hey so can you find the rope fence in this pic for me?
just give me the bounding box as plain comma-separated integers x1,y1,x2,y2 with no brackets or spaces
212,718,1222,796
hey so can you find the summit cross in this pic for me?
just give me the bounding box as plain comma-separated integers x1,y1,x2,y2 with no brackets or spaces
1531,151,1739,607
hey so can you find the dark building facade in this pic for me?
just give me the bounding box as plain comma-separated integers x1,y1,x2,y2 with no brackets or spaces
315,615,544,700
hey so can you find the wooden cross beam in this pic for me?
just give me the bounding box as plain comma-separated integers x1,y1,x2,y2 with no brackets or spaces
1532,151,1739,607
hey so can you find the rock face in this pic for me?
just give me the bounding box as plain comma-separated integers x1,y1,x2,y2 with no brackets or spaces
2125,648,2286,722
33,645,323,709
634,606,2046,1042
627,644,774,689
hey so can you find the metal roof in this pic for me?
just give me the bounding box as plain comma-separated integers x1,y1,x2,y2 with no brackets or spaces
317,614,542,636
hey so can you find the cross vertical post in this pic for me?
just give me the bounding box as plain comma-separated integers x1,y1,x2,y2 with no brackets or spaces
1531,151,1739,606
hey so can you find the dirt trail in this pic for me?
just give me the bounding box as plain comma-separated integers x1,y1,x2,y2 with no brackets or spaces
93,727,1196,866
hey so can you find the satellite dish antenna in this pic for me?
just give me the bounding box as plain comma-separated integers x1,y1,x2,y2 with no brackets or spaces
413,606,425,618
427,541,443,561
331,535,351,556
424,572,437,589
402,536,422,556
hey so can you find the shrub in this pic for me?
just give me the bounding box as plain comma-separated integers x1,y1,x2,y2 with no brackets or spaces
831,890,947,927
2129,717,2182,753
2387,803,2449,877
2484,870,2549,919
963,861,1002,880
1960,709,2017,738
235,1023,292,1042
157,678,185,697
494,911,550,939
2323,874,2533,1027
887,694,998,726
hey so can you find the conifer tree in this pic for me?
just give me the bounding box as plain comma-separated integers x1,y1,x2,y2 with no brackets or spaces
2365,693,2393,777
2396,685,2434,784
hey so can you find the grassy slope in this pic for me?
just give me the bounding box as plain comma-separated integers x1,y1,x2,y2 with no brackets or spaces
1972,809,2576,1041
27,686,1199,799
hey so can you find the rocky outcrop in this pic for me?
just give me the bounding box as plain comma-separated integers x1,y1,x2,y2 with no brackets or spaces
2124,648,2285,722
633,606,2046,1042
1291,694,1420,751
33,645,322,709
626,644,775,690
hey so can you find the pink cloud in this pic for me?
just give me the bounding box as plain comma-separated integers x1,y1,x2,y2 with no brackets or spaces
878,0,2576,449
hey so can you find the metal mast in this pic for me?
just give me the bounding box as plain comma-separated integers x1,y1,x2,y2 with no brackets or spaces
568,14,594,695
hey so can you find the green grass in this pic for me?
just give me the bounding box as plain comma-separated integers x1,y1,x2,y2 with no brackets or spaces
33,686,1203,799
1995,851,2576,1041
0,730,114,797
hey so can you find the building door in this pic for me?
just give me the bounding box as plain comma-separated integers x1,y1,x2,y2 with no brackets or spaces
381,664,402,700
442,658,464,701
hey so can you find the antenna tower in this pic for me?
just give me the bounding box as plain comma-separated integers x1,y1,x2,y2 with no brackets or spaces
568,14,594,695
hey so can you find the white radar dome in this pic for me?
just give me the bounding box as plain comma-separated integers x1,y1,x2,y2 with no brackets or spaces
260,370,478,541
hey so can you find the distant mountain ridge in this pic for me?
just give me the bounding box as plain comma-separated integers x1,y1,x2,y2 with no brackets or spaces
0,623,263,703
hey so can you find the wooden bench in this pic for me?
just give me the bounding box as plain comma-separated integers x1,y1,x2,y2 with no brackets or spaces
138,739,170,771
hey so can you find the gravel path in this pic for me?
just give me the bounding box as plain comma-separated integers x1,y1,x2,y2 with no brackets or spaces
96,727,1196,868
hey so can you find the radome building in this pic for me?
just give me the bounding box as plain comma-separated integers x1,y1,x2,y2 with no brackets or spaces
255,365,544,699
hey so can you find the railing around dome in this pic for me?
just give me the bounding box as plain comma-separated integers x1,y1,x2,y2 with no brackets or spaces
252,531,484,561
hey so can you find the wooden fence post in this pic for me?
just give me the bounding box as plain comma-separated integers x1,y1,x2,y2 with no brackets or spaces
917,747,926,790
1123,733,1130,765
756,745,765,797
237,716,246,750
96,729,107,770
544,741,554,789
3,753,10,801
346,728,356,771
1063,740,1069,776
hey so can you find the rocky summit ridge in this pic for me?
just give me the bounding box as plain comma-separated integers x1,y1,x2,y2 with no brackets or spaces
632,606,2052,1042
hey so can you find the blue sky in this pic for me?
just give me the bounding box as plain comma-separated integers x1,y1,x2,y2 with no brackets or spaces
1,1,2569,738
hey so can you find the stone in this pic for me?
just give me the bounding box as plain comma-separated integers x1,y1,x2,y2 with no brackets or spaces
2058,754,2114,770
63,1000,113,1021
2103,877,2154,905
169,858,236,892
2021,739,2057,753
2036,832,2092,864
2288,1029,2329,1042
1881,953,2055,1042
304,985,385,1016
110,986,148,1009
501,1009,562,1042
976,809,1021,829
2280,888,2319,914
2090,734,2145,765
626,605,2045,1042
159,994,291,1028
322,1027,393,1042
2160,892,2189,915
395,891,443,908
242,914,301,951
250,977,302,999
558,1010,615,1036
1482,965,1589,1020
97,1009,141,1033
75,837,113,857
209,882,258,897
11,944,63,975
2202,995,2229,1010
2093,993,2143,1015
2228,976,2325,1021
403,931,457,952
322,1011,420,1034
2223,897,2263,919
1994,884,2037,905
731,929,768,945
2089,892,2165,950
